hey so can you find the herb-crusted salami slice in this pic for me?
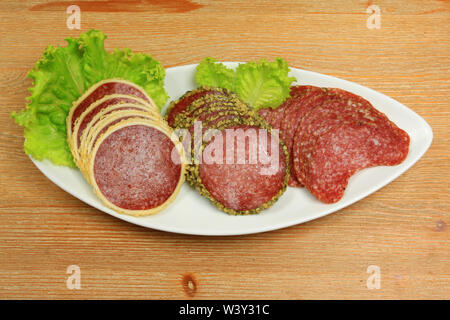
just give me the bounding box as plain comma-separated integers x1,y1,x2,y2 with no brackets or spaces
194,122,289,215
165,87,230,127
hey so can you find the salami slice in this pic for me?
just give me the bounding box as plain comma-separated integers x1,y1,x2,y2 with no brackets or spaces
177,94,252,129
280,86,327,187
194,122,289,215
292,90,396,186
266,86,307,130
79,109,168,172
67,79,158,140
87,118,185,216
165,87,229,127
306,121,409,203
176,94,237,126
71,96,156,163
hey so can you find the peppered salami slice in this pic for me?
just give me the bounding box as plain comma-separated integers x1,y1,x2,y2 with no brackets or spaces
195,123,288,214
181,95,238,123
175,95,260,186
166,87,230,127
305,121,409,203
280,86,328,187
67,79,158,140
88,119,185,216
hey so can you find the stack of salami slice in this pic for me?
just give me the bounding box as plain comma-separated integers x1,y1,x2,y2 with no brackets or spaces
166,87,289,215
258,86,410,203
67,79,186,216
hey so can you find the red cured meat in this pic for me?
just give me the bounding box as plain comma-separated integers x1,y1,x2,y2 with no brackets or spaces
70,81,150,134
270,86,309,129
89,114,151,150
166,88,226,127
280,86,325,144
279,86,320,136
257,86,310,130
326,88,391,122
199,124,287,211
257,108,273,119
306,121,409,203
292,90,395,186
256,107,276,127
76,97,147,148
93,125,182,210
280,86,327,187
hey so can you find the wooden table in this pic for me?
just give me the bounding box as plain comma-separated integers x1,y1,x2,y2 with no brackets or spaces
0,0,448,299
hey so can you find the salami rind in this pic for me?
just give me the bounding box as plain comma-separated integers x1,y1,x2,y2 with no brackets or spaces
87,118,185,216
306,121,409,203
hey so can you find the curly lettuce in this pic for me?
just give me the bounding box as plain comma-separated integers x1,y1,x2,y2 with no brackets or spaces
195,57,235,91
195,57,295,110
11,30,168,167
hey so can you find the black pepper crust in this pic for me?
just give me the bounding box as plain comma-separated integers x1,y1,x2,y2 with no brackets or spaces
164,86,231,121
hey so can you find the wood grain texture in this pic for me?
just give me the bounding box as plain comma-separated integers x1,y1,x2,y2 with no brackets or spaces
0,0,449,299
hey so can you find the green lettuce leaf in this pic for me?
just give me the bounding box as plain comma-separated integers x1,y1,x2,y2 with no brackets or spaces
235,58,295,110
11,30,168,167
195,57,235,91
195,57,295,110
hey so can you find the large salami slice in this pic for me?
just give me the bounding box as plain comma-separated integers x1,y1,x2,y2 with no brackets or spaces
306,121,409,203
79,109,168,171
195,123,288,214
87,119,185,216
292,89,397,186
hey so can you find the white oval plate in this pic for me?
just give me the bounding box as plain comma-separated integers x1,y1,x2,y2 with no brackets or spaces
31,63,433,236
